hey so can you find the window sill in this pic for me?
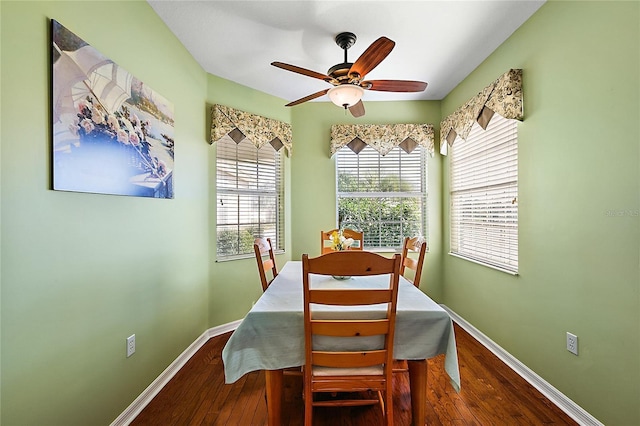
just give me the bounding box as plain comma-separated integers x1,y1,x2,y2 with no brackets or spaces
366,247,429,254
217,249,285,263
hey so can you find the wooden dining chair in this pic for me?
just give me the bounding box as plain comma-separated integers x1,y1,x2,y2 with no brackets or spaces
301,251,402,426
254,238,303,377
399,236,427,288
253,237,278,292
320,228,364,254
392,236,427,375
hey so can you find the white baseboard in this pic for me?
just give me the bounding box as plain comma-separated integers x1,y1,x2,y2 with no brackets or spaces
441,305,603,426
110,320,242,426
112,311,603,426
206,319,243,339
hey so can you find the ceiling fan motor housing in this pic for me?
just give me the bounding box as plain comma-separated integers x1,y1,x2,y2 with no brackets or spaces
327,62,353,81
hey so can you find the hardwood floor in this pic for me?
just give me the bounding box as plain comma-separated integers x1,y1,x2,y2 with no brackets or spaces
131,324,578,425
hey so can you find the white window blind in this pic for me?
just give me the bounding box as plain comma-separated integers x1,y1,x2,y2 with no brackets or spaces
216,136,284,259
450,113,518,273
336,144,428,250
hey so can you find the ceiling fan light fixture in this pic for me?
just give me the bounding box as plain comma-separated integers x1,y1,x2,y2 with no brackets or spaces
327,84,364,109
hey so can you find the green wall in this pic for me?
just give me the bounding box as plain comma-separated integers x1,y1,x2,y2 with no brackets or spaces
290,101,445,299
440,2,639,424
0,1,211,425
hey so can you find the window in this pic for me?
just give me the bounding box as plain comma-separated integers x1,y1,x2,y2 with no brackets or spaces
216,136,284,259
336,144,428,250
449,113,518,273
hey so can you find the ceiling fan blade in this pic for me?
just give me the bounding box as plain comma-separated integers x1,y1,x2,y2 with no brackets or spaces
348,100,365,118
348,37,395,79
364,79,428,92
271,61,333,82
285,89,330,107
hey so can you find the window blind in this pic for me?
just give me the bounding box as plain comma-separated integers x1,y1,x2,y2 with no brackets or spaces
450,113,518,272
336,144,428,249
216,136,284,259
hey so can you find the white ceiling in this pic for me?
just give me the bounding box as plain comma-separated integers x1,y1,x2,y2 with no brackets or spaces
148,0,544,103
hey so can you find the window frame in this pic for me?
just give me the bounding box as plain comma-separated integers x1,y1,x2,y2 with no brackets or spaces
335,144,429,251
215,136,284,261
449,113,518,274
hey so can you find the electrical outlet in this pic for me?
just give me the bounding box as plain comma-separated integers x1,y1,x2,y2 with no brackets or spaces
127,334,136,357
566,332,578,356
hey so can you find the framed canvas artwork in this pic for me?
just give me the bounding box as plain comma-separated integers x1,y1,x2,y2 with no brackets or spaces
51,19,175,198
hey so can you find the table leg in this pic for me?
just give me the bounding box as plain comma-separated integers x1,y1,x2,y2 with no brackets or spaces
407,359,427,426
265,369,283,426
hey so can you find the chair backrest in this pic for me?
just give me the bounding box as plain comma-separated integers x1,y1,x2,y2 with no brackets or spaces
301,251,401,424
253,237,278,292
320,228,364,254
399,236,427,287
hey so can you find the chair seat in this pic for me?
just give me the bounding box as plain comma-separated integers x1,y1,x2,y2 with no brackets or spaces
312,364,383,376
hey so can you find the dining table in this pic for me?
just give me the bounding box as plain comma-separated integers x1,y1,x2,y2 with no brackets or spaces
222,260,461,425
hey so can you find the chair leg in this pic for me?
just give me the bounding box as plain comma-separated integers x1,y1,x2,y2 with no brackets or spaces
377,390,385,417
304,398,313,426
385,386,394,426
304,383,313,426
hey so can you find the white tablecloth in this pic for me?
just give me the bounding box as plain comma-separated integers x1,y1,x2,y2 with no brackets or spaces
222,261,460,391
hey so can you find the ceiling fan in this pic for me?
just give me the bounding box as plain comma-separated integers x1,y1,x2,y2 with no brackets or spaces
271,32,428,118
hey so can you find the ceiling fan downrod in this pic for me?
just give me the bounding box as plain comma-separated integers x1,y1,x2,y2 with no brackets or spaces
335,32,356,63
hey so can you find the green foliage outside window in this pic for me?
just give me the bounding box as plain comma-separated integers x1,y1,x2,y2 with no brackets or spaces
337,171,425,249
216,227,260,257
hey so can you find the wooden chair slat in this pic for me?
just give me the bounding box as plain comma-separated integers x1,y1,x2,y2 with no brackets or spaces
403,257,418,270
309,288,393,305
311,320,390,337
309,250,396,276
311,377,387,392
320,228,364,254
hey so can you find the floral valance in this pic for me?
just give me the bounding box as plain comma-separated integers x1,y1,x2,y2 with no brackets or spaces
210,104,292,156
440,69,523,154
330,123,435,157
